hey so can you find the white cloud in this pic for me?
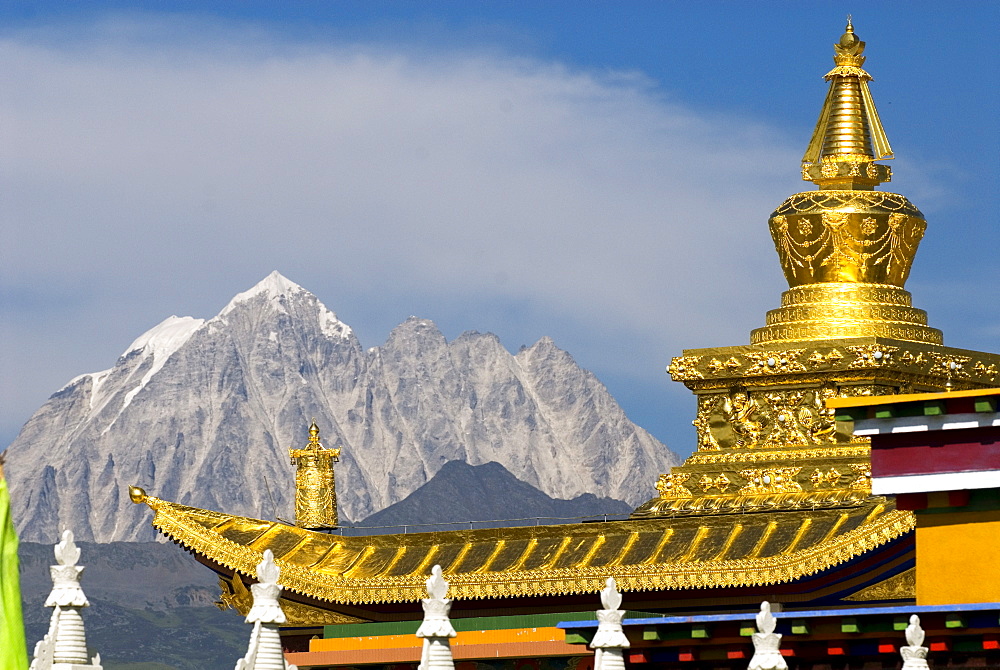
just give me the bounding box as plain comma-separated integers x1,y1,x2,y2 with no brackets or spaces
0,17,808,449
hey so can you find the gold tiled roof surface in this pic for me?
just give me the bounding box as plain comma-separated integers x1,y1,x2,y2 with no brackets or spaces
134,490,912,604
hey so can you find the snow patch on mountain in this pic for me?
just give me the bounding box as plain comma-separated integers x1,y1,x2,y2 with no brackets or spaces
319,306,352,339
118,315,205,412
87,370,114,406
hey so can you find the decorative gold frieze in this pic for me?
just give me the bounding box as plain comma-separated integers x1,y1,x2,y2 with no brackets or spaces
668,341,1000,388
810,468,842,487
656,473,692,499
668,356,703,380
738,467,803,495
744,350,807,376
699,474,732,493
690,387,844,452
850,464,872,491
847,344,898,368
685,445,870,466
692,396,721,451
807,349,843,368
929,353,972,381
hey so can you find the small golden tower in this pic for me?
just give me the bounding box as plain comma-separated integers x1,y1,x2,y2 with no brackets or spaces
289,421,340,529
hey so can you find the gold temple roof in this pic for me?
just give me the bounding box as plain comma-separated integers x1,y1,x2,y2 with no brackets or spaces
130,487,912,605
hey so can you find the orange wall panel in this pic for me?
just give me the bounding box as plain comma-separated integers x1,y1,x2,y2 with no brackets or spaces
916,510,1000,605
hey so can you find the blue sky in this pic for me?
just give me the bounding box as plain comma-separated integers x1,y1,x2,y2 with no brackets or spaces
1,2,998,456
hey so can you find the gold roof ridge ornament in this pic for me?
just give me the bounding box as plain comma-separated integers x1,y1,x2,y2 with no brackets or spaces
289,420,340,530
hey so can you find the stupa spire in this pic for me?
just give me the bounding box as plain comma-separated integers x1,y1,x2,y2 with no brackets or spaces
802,19,892,189
747,19,941,346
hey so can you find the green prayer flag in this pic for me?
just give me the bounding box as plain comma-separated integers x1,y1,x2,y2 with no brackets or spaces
0,467,29,670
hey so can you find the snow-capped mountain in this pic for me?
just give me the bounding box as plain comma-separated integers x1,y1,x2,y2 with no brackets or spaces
4,272,679,542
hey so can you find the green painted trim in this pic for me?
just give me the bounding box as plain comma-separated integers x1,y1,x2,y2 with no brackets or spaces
790,620,809,635
691,624,711,639
640,625,693,642
914,489,1000,515
642,626,662,642
840,617,860,633
874,407,896,419
956,638,982,652
893,616,909,631
975,398,998,413
945,613,966,629
922,401,946,416
835,408,866,422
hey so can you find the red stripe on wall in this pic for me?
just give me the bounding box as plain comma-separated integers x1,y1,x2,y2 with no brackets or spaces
870,427,1000,477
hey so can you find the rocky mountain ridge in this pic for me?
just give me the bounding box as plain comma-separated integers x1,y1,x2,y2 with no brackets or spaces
5,271,679,542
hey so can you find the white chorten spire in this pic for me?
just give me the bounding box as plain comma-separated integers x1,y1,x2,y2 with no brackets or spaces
590,577,630,670
748,601,787,670
30,530,103,670
415,565,456,670
901,614,929,669
234,550,298,670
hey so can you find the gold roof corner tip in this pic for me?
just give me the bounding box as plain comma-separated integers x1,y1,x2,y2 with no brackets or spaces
802,18,893,190
128,485,147,504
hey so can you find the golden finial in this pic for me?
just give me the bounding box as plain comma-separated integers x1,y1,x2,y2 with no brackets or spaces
308,419,322,448
128,485,147,504
801,19,892,189
753,22,937,346
834,16,866,65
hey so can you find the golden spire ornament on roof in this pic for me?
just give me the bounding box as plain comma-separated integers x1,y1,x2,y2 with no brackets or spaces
289,420,340,529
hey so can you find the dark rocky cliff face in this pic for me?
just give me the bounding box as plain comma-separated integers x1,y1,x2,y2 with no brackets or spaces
356,460,632,531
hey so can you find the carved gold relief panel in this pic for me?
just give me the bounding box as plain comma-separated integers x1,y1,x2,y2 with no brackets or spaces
693,386,850,451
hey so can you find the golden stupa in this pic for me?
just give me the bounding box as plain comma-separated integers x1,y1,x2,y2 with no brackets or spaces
129,22,1000,625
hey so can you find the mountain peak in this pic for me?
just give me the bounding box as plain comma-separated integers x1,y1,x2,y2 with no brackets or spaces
219,271,307,316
